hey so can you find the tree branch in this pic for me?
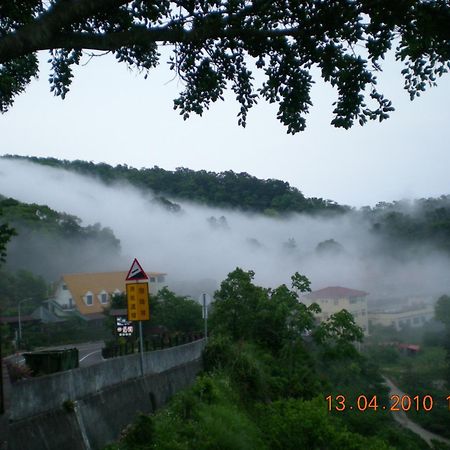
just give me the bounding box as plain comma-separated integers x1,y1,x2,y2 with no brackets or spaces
4,22,309,60
0,0,305,63
0,0,130,63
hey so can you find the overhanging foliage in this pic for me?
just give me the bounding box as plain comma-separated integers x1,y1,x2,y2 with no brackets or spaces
1,1,449,132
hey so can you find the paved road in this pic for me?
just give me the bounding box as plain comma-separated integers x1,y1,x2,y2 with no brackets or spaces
383,377,450,447
5,340,105,368
43,340,105,367
76,340,105,366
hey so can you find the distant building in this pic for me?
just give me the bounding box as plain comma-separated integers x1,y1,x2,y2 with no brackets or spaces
368,304,434,331
50,271,167,319
398,343,421,355
303,286,369,334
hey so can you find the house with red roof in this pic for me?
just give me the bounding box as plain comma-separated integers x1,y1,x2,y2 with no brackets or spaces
303,286,369,334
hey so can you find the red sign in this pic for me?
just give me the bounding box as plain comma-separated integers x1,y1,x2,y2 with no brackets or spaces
125,258,149,281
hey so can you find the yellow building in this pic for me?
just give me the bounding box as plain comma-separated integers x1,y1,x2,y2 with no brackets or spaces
303,286,369,334
51,271,167,318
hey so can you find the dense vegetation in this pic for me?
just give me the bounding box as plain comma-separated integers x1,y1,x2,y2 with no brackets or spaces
0,268,48,317
0,194,121,280
105,269,444,450
4,156,347,215
0,268,49,354
364,197,450,256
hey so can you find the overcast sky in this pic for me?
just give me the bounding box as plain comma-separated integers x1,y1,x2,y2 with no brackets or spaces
1,49,449,207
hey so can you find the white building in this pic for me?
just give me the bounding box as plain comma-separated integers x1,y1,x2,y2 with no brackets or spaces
368,305,434,331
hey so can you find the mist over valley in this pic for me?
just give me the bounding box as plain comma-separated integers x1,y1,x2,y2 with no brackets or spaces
1,157,449,305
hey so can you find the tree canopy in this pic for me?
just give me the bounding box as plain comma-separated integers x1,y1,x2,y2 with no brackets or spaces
365,196,450,255
1,0,449,132
0,219,15,265
208,267,363,358
5,155,347,214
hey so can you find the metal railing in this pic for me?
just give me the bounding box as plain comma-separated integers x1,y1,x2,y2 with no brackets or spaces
102,332,204,359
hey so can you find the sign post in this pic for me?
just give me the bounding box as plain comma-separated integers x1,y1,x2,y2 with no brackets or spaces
200,293,210,343
202,293,207,342
125,258,150,377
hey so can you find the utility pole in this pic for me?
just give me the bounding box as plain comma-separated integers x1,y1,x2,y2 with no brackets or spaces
17,298,32,349
202,293,208,342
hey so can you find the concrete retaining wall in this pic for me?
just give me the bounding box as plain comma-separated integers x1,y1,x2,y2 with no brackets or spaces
9,339,205,421
5,340,205,450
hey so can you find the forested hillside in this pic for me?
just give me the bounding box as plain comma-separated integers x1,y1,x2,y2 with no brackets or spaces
4,155,347,215
106,269,439,450
2,156,450,266
0,195,121,280
364,197,450,256
35,155,450,255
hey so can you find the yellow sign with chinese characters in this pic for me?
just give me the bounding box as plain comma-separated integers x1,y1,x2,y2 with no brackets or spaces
126,282,150,321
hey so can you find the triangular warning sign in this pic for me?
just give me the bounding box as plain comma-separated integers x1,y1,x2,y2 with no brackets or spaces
126,258,149,281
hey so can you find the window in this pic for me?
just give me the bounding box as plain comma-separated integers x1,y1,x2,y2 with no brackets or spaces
99,291,108,304
85,292,93,306
149,277,156,282
62,284,68,291
157,275,165,283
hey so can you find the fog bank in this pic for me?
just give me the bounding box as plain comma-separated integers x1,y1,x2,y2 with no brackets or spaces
1,158,449,301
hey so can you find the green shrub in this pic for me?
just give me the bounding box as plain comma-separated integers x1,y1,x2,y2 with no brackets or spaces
256,397,392,450
120,413,154,449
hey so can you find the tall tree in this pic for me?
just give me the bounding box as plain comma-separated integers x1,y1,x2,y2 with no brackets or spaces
210,267,267,341
209,268,319,351
0,215,16,265
1,1,449,132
